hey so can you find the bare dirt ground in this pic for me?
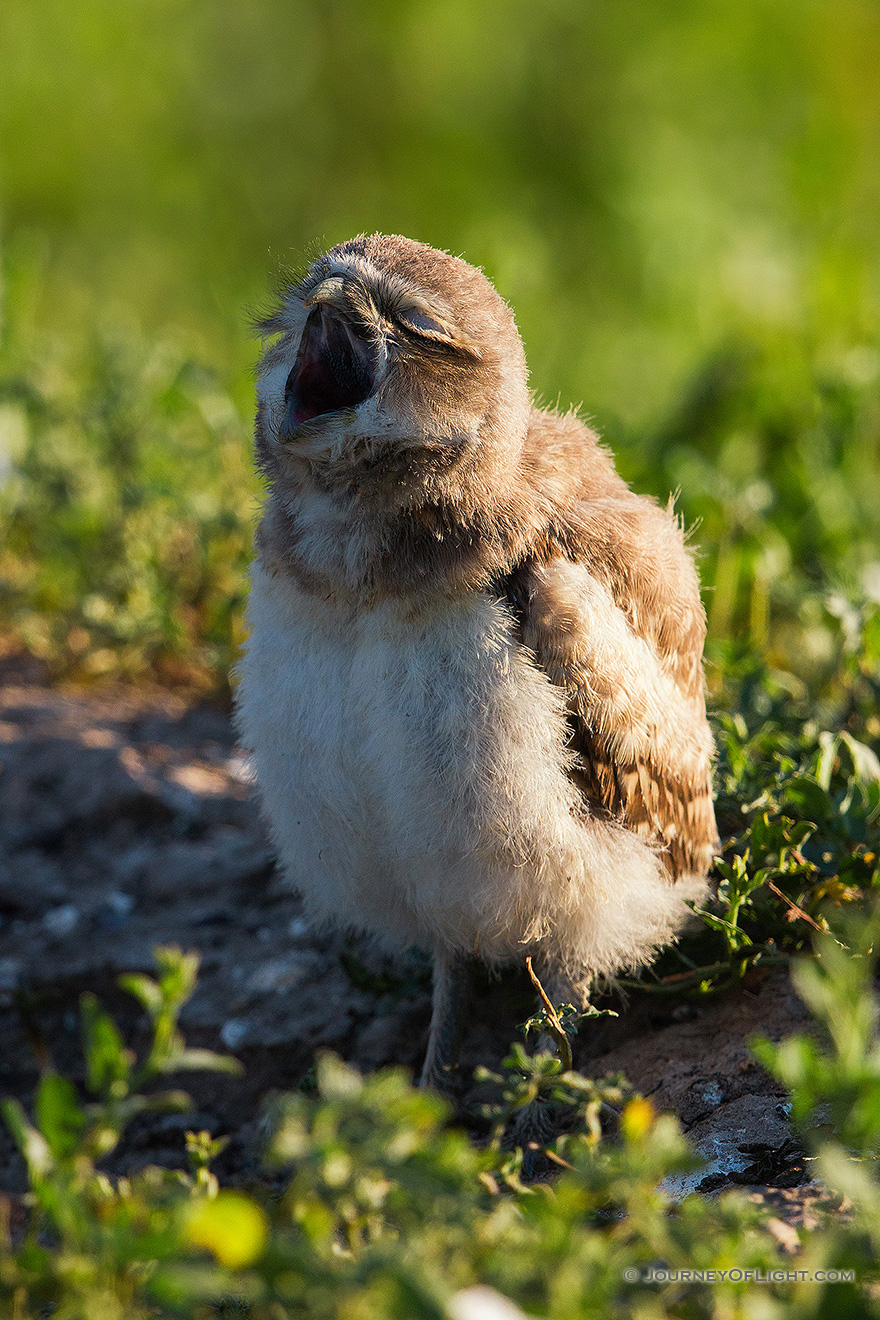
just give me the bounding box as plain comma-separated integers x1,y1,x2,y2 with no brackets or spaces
0,665,829,1229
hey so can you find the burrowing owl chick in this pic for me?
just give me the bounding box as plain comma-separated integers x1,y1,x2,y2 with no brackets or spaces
237,234,717,1091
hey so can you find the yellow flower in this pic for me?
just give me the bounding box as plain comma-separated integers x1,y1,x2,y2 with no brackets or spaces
621,1097,655,1142
185,1192,268,1269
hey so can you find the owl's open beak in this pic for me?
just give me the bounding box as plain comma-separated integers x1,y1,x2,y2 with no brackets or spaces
281,288,378,435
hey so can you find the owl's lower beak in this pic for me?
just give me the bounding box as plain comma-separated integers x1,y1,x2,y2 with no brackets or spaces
281,295,378,436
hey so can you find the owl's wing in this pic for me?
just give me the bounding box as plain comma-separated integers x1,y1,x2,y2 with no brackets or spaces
496,535,718,880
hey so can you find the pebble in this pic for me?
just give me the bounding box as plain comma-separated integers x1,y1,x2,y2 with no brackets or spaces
43,903,80,936
246,953,319,995
220,1018,250,1050
701,1079,724,1108
94,889,136,930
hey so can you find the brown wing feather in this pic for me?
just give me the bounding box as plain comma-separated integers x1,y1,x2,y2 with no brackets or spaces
497,544,718,882
568,724,717,877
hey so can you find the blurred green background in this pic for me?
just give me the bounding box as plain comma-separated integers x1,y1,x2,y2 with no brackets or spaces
1,0,879,692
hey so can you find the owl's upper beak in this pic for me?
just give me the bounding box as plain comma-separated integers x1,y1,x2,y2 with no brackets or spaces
281,278,379,436
301,276,348,312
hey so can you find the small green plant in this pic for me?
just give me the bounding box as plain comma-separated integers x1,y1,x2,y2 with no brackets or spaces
618,632,880,1001
0,947,241,1320
0,324,256,691
754,914,880,1160
5,925,880,1317
516,956,617,1074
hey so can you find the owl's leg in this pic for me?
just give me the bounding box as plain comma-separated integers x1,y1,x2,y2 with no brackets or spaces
419,949,475,1097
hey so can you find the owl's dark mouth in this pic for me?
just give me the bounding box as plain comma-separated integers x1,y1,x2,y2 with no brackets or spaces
283,307,378,430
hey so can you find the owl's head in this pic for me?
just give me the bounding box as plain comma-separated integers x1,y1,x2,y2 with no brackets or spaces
254,235,529,502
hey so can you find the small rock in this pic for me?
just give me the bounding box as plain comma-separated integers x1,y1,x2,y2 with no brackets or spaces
43,903,80,936
247,953,321,995
701,1079,724,1109
105,889,135,915
664,1094,795,1199
221,1019,250,1050
93,891,135,931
